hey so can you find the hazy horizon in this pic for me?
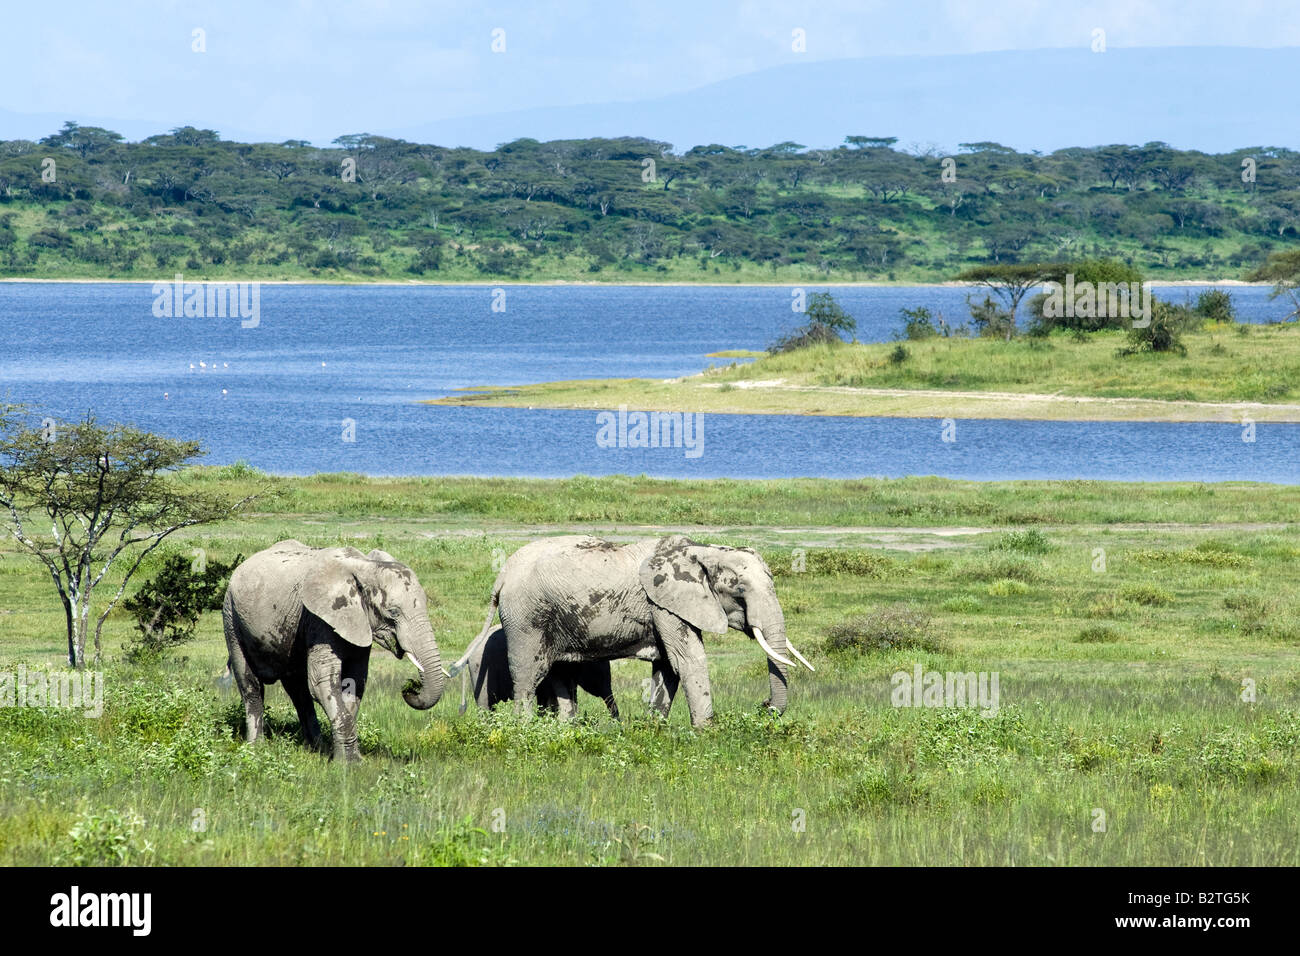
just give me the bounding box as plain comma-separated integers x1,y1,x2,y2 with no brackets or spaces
3,1,1299,150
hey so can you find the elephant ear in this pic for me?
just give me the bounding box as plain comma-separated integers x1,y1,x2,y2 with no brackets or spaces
639,537,728,634
301,559,373,648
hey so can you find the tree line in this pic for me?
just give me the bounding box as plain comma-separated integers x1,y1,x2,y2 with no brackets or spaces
1,123,1298,280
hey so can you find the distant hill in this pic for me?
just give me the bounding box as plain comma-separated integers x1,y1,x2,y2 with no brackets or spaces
383,47,1300,154
2,47,1294,155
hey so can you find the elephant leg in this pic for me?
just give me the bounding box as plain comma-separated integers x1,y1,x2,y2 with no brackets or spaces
475,628,512,711
654,612,712,728
577,662,618,718
306,639,361,763
535,671,561,715
648,659,679,718
504,625,548,717
546,669,579,720
284,675,324,752
226,631,265,744
342,658,368,727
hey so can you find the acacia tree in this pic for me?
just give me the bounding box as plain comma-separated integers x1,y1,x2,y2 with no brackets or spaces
0,408,257,667
1247,249,1300,322
954,262,1055,340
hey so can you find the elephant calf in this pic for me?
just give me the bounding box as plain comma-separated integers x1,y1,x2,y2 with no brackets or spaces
222,540,445,762
459,626,619,717
449,535,813,727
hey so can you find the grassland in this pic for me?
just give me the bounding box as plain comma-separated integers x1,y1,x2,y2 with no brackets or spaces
432,322,1300,422
1,470,1298,865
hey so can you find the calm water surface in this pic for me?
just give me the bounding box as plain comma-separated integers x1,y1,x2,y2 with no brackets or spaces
0,282,1294,481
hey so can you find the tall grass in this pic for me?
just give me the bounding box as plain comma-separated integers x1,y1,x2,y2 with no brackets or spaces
1,476,1297,864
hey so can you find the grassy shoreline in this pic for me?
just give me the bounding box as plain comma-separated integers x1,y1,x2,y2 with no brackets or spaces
431,322,1300,422
1,472,1297,865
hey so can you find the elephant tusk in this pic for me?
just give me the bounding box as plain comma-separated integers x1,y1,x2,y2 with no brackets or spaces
406,653,425,674
752,626,796,670
785,640,816,673
441,666,453,679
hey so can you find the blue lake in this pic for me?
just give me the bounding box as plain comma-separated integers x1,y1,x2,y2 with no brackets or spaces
0,281,1296,481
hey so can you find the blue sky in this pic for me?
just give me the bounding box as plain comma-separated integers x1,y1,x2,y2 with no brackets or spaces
3,1,1298,144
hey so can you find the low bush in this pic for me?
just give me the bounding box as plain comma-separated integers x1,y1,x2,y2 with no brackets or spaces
825,603,942,654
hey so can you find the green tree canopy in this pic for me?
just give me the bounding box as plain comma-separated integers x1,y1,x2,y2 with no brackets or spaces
0,407,260,666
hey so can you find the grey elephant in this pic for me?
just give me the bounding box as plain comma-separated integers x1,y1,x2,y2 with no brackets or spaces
222,540,445,762
459,626,619,717
448,535,812,727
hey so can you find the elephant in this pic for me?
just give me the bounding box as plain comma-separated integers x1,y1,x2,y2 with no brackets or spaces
447,535,813,728
222,540,445,762
458,626,619,717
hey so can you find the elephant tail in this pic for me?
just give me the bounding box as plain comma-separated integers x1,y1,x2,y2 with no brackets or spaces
218,588,237,687
446,576,503,679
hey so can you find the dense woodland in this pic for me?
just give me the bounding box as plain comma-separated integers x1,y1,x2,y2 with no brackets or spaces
1,122,1298,281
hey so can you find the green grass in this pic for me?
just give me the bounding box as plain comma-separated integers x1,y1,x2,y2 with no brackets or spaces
1,472,1298,864
432,322,1300,421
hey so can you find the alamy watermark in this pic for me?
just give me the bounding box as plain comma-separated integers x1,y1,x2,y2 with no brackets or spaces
596,405,704,459
50,886,150,936
1040,276,1152,328
891,663,999,717
151,273,260,328
0,665,104,717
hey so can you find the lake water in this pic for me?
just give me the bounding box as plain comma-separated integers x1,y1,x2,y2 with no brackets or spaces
0,281,1296,482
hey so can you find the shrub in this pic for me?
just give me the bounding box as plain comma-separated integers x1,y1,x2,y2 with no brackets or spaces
769,292,857,354
888,344,910,364
1121,584,1175,606
897,306,946,340
941,594,983,613
1198,732,1281,783
991,529,1051,554
1224,592,1271,616
768,321,843,354
835,766,931,811
1118,300,1194,356
1075,625,1121,643
772,548,897,579
415,815,513,866
954,554,1039,583
1194,288,1236,323
122,551,242,661
1027,258,1146,332
1130,544,1249,568
1223,591,1278,636
825,603,941,654
967,295,1016,339
58,808,152,866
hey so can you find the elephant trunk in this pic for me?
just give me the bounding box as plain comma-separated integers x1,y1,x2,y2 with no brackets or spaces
750,598,789,714
400,617,445,710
